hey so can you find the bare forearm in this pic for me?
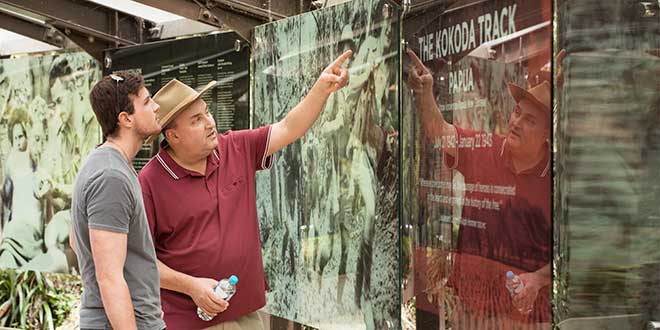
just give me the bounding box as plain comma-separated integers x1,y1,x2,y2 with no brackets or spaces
97,277,137,330
535,264,551,286
157,260,228,315
89,229,135,329
414,91,457,157
157,259,195,295
415,91,453,137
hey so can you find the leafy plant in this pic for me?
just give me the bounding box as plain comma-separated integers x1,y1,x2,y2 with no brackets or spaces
0,269,80,330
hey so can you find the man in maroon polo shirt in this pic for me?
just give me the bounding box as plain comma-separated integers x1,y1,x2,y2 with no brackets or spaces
408,50,551,329
138,50,352,330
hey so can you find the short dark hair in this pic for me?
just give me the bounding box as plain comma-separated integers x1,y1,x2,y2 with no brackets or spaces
49,58,72,88
8,121,27,147
89,72,144,139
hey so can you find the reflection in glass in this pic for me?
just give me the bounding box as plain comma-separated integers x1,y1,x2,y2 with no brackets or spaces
402,1,551,329
554,1,660,329
252,1,400,329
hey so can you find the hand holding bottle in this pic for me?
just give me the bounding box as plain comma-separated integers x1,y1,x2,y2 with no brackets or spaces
505,271,533,314
197,275,239,321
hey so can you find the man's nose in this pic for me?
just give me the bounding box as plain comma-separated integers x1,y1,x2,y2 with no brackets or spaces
511,116,522,128
204,115,215,127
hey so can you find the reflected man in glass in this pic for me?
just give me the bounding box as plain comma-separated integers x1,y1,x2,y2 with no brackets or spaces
408,49,551,329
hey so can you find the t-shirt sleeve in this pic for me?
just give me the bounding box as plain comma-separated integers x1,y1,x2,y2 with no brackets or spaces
234,125,274,171
85,170,134,234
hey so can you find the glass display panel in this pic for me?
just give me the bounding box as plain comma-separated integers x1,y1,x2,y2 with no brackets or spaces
252,1,401,329
402,1,552,329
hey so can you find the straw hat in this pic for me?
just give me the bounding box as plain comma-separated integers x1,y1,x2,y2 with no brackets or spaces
147,79,216,143
507,80,550,113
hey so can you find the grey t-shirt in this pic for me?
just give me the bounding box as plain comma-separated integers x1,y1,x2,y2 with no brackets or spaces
72,147,165,330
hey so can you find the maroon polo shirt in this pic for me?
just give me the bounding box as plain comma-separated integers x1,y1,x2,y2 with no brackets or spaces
138,125,273,330
444,126,551,323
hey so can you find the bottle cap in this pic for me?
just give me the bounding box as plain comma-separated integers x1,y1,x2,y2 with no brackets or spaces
506,271,514,279
229,275,239,285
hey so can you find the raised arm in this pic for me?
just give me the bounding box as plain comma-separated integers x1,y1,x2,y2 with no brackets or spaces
407,49,457,157
267,50,353,156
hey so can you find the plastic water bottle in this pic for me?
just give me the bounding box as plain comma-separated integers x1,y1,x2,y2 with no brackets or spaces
197,275,239,321
505,271,532,314
505,271,524,295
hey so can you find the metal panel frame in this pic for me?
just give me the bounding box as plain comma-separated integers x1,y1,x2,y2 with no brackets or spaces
0,7,71,48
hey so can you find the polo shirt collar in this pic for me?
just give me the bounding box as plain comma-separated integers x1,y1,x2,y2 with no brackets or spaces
500,139,550,178
156,139,221,180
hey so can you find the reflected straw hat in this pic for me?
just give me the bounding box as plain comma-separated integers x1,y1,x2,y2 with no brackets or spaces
147,79,216,143
507,80,551,113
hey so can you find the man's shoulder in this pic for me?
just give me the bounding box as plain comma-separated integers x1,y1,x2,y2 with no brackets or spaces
79,151,129,182
218,128,245,142
74,166,135,205
138,153,164,179
218,126,271,153
216,129,249,151
137,152,178,196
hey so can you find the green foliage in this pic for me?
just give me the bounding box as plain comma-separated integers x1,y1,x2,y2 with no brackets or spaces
0,269,80,330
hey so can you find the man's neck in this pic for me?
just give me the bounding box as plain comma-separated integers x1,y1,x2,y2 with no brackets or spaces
106,134,142,164
510,147,546,174
166,147,207,175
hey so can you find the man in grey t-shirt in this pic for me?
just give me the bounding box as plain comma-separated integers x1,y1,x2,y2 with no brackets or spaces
72,72,165,330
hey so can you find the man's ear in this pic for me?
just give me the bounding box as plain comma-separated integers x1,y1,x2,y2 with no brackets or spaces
164,128,178,142
117,112,132,128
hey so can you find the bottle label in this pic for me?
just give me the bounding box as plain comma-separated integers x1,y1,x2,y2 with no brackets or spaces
217,290,230,300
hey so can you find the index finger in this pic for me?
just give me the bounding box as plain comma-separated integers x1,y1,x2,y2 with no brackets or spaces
407,49,425,69
556,49,567,63
330,50,353,68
